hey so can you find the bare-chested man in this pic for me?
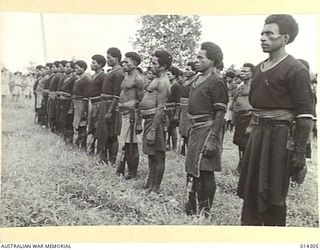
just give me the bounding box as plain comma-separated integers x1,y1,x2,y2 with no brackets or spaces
139,50,172,194
116,52,145,179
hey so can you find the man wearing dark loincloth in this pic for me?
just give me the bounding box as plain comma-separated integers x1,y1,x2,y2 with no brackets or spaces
58,61,77,145
185,42,228,217
72,60,91,150
96,47,125,166
237,14,315,226
88,54,106,155
55,60,68,135
179,61,197,156
165,66,182,151
47,61,62,133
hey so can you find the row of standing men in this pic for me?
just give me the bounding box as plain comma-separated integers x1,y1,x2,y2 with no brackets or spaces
32,45,229,218
32,14,316,226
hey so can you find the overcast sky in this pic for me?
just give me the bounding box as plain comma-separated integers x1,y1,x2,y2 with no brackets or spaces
0,12,318,73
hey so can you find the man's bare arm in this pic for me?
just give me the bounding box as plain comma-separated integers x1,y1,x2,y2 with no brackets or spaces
135,76,145,103
151,78,169,130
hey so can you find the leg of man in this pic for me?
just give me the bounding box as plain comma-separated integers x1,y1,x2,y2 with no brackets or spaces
100,137,109,165
131,143,139,177
181,136,188,156
89,138,96,156
43,96,49,128
166,132,171,151
116,148,126,176
47,99,52,131
37,106,43,125
198,171,216,217
147,155,156,192
237,147,245,173
171,127,178,151
108,136,119,166
78,126,87,150
152,151,165,193
143,174,150,189
186,175,198,215
124,143,139,179
261,205,286,226
64,113,74,145
116,140,126,175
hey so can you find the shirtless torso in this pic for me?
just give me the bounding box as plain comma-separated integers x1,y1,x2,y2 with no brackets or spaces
139,75,170,111
119,69,144,107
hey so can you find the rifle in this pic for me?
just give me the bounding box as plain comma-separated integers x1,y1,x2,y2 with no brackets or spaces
129,108,135,156
183,174,197,215
34,112,38,124
126,108,136,179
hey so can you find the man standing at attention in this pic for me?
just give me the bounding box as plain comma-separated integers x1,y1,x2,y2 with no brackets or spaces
96,47,125,166
231,63,254,173
237,14,315,226
58,61,76,145
72,60,91,150
179,61,197,156
116,52,144,179
139,50,172,194
47,61,61,133
55,60,68,135
224,70,236,132
88,54,106,155
185,42,228,217
165,66,182,151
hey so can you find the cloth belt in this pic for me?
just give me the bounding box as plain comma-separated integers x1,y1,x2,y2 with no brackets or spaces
234,110,252,116
141,108,156,118
166,102,177,110
142,114,155,120
49,91,57,99
119,100,138,107
119,106,132,115
59,91,72,99
89,96,101,104
188,113,213,124
42,89,49,96
253,115,292,126
180,98,189,106
101,93,118,102
73,95,83,100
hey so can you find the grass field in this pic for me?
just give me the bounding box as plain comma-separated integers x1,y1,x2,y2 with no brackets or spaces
1,98,318,227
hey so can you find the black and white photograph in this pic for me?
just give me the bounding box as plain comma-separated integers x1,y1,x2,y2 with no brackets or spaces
0,8,318,233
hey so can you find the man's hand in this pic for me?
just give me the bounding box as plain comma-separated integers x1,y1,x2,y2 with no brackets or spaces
80,111,88,121
245,124,253,135
202,133,218,158
291,165,307,184
135,112,143,134
146,127,156,145
81,101,88,121
136,124,143,135
67,104,73,114
105,112,112,121
171,115,180,127
290,150,306,176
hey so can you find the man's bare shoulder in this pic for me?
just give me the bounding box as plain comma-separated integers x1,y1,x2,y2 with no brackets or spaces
158,76,170,89
134,73,145,85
